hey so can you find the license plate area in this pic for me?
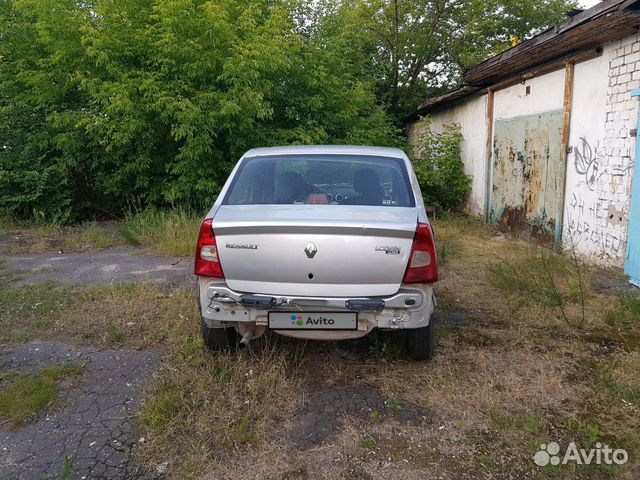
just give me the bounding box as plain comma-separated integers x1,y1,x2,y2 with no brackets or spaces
268,311,358,330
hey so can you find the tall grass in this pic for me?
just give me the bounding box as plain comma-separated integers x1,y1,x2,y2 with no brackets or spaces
487,248,589,328
121,209,202,257
138,337,302,477
606,294,640,326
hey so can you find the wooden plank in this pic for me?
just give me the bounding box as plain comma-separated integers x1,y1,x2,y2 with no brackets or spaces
559,61,575,240
561,61,575,147
484,89,494,221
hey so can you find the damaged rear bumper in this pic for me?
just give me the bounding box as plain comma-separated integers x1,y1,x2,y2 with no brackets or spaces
197,278,436,340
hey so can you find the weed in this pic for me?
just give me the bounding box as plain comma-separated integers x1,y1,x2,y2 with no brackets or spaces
0,363,84,425
60,456,74,480
566,418,602,444
359,436,377,450
108,322,125,344
231,414,258,444
369,410,381,422
472,455,497,472
384,392,402,410
487,249,588,328
368,331,397,359
606,294,640,326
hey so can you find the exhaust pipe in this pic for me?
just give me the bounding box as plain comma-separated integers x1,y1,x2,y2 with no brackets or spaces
239,332,252,349
236,322,266,349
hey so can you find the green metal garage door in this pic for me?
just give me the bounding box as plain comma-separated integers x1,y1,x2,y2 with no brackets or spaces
489,110,565,242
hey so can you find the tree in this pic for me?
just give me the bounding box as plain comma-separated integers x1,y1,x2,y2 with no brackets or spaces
308,0,577,122
0,0,400,220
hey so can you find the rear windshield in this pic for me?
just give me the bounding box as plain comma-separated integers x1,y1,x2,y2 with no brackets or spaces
223,155,415,207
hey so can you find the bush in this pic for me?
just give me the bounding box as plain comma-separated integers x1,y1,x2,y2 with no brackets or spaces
0,1,400,222
411,120,471,211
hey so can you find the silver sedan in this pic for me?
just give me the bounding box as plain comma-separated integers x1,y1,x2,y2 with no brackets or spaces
194,146,438,360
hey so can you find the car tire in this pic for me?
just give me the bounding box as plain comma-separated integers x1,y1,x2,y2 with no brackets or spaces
201,320,238,351
406,318,436,361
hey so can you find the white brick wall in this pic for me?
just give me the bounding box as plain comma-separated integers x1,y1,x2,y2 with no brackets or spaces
594,34,639,265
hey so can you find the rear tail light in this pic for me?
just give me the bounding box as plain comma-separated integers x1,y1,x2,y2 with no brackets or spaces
194,218,224,278
403,222,438,284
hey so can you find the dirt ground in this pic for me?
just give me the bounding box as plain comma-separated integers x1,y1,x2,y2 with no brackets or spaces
1,217,639,480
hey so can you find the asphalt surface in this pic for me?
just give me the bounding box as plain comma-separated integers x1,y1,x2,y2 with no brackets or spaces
0,244,187,479
4,246,192,287
0,342,161,480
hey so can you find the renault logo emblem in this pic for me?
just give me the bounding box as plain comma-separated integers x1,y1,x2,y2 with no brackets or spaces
304,243,317,258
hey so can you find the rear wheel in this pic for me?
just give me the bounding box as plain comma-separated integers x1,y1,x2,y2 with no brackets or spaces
201,320,239,351
406,318,436,361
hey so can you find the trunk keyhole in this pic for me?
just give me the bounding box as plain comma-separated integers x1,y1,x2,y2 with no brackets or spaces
308,273,314,280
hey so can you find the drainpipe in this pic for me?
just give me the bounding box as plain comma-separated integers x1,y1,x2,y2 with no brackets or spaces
559,60,575,241
484,89,495,222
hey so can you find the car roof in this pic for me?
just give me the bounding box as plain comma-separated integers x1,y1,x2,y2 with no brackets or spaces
242,145,407,159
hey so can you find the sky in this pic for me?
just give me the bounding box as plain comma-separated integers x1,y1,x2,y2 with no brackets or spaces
580,0,601,8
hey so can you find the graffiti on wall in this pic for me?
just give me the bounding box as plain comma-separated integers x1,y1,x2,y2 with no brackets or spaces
573,137,605,191
564,192,623,257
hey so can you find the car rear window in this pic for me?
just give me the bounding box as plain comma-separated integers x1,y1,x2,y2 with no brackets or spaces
223,155,415,207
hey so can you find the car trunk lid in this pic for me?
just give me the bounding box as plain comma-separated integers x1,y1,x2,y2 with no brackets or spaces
212,205,418,297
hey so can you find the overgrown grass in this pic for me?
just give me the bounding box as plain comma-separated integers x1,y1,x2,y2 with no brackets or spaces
1,220,124,255
606,294,640,326
1,209,202,256
2,213,639,478
487,249,589,328
121,209,202,257
0,363,84,426
0,281,197,348
138,336,302,477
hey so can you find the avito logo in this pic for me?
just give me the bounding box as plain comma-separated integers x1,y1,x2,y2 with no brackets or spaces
289,314,335,326
305,316,335,326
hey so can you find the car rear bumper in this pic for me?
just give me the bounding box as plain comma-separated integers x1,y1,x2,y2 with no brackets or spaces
197,277,435,339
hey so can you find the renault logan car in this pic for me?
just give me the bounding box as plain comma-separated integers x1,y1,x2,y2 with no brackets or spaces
194,146,438,360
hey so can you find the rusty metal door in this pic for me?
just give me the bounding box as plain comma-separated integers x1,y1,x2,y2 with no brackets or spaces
489,111,565,241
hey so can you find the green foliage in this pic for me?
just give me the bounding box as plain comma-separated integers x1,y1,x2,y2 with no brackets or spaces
359,436,377,449
0,0,400,222
309,0,577,121
384,392,402,410
411,121,471,211
0,0,577,220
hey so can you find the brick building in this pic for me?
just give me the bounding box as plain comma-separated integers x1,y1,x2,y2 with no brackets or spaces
406,0,640,285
